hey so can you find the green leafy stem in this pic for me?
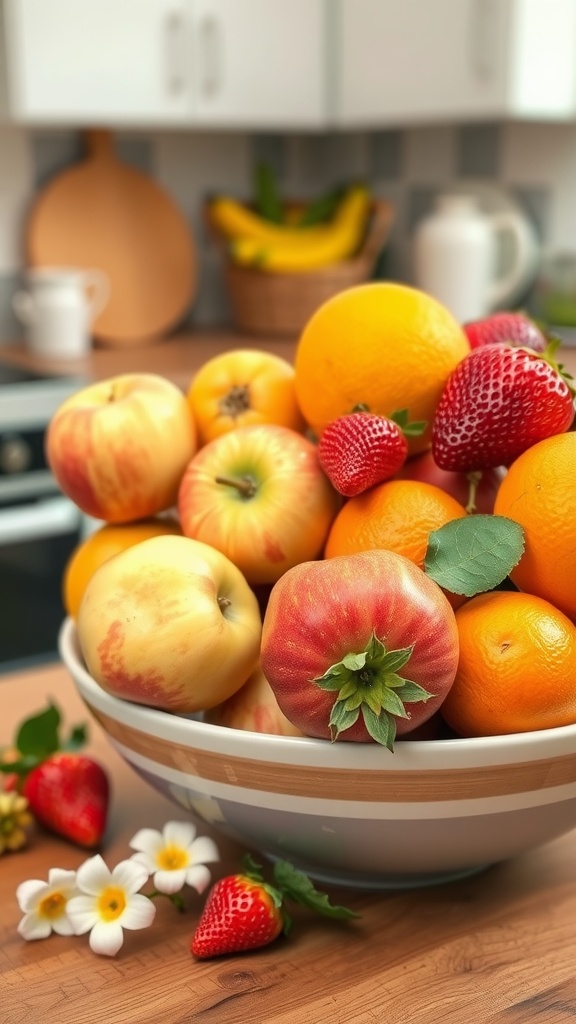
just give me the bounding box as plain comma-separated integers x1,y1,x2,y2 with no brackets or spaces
314,632,433,751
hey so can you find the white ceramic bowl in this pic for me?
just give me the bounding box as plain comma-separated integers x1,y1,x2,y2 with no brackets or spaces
60,617,576,890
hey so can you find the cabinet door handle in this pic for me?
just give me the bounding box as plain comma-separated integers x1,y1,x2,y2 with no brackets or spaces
470,0,498,81
164,9,187,96
199,14,222,98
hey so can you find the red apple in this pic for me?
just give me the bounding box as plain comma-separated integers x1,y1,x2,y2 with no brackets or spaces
46,373,198,523
394,450,504,513
77,534,262,714
205,665,305,737
177,424,340,585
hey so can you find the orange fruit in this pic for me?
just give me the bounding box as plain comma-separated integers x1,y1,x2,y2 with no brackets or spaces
294,282,470,454
63,517,182,619
324,479,467,567
493,432,576,622
188,348,306,446
441,590,576,737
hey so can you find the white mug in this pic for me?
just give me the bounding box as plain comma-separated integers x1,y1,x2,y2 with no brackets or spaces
13,267,110,358
413,195,539,323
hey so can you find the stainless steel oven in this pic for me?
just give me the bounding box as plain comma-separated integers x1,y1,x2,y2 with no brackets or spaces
0,362,88,673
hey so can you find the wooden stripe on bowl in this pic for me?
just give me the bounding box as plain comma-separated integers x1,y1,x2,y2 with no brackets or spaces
88,706,576,803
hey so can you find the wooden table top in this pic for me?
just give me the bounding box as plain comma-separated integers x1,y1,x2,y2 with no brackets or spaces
2,661,576,1023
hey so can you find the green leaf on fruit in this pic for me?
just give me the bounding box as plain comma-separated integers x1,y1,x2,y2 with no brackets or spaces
361,706,397,750
424,515,525,597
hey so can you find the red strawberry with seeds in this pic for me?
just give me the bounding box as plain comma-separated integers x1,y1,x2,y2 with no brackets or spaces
464,311,548,352
191,854,357,959
318,409,424,497
432,341,575,472
23,753,109,848
0,701,109,848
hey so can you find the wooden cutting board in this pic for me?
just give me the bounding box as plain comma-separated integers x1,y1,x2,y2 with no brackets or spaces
26,130,197,347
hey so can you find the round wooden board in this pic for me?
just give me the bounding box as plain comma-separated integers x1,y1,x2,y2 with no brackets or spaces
26,130,198,347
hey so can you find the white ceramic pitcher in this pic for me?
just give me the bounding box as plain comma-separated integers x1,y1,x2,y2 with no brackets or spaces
13,266,109,358
413,194,539,323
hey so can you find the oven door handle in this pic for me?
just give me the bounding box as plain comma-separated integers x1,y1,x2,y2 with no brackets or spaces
0,496,81,545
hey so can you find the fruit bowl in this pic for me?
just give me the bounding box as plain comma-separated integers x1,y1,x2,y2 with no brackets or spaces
59,617,576,891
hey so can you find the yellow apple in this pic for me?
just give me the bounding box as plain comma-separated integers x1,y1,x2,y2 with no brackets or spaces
46,373,197,523
177,424,340,584
77,534,262,713
205,664,305,737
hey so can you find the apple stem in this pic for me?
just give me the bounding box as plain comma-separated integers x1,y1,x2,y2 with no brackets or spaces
215,474,257,498
217,596,232,611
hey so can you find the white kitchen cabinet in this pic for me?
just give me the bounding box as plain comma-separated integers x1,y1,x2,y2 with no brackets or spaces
190,0,326,128
2,0,327,128
3,0,194,125
336,0,576,126
4,0,576,130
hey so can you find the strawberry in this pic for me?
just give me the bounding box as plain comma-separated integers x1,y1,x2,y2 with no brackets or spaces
318,409,424,497
23,753,109,848
0,701,109,848
463,311,548,352
191,854,357,959
432,342,575,472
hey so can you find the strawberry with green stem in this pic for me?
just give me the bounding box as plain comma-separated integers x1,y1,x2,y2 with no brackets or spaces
191,853,358,959
318,407,426,497
0,702,110,848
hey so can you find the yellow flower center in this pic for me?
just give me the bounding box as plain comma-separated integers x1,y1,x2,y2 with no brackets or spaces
97,886,127,922
156,844,188,871
39,892,67,920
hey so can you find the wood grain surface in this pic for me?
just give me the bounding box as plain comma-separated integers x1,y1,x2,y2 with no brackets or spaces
2,663,576,1024
26,130,197,348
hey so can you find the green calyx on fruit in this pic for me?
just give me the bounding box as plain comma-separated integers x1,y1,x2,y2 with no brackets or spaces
350,404,427,438
241,853,358,935
313,631,434,750
536,337,576,397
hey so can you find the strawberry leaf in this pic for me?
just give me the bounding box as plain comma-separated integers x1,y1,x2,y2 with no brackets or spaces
2,702,88,779
424,515,525,597
16,703,61,759
272,860,359,920
390,408,427,437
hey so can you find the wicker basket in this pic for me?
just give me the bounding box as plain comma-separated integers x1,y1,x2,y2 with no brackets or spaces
205,198,394,338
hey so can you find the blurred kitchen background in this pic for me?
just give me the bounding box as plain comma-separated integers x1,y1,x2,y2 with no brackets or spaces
2,0,576,341
3,0,576,673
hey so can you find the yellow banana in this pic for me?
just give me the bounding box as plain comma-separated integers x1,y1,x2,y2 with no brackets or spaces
209,195,329,246
230,187,372,273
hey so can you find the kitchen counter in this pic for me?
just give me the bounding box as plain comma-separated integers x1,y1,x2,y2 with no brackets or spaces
2,661,576,1023
0,329,299,390
2,326,576,386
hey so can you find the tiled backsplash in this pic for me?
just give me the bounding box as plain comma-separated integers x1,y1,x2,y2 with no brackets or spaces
2,119,576,341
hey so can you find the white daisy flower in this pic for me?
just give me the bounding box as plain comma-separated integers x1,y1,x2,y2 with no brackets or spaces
66,854,155,957
128,820,220,896
17,868,79,940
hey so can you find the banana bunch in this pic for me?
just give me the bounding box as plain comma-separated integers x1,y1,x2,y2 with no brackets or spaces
208,184,372,274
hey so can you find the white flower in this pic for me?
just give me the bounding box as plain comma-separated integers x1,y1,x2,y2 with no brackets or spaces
17,868,79,940
129,820,220,896
66,854,156,957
